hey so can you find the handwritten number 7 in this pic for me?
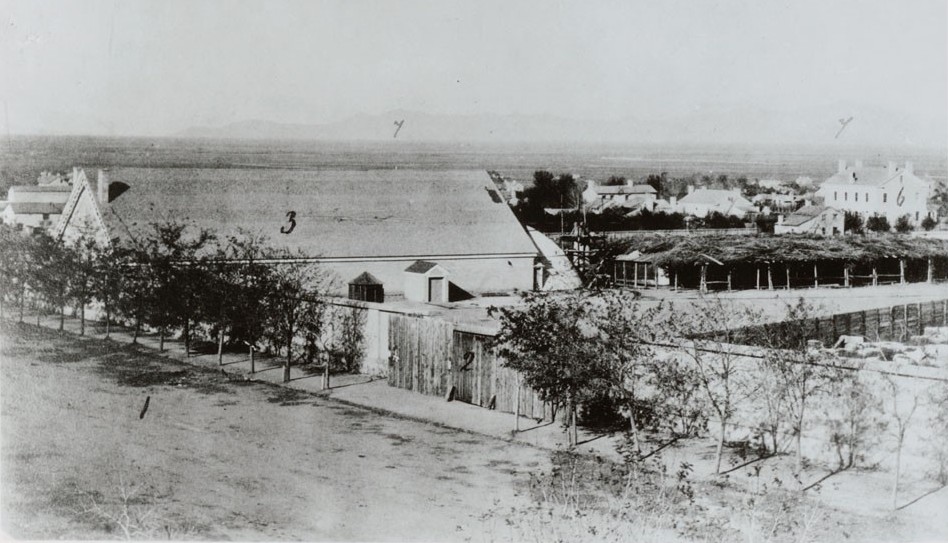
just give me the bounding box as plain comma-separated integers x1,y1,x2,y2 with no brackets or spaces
280,211,296,234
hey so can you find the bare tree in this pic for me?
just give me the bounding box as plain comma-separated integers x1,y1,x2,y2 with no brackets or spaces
671,296,762,473
882,374,921,510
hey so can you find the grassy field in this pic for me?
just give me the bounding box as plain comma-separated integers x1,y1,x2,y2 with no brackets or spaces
2,322,946,541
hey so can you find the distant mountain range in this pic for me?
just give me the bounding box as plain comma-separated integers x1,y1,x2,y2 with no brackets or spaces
178,106,946,147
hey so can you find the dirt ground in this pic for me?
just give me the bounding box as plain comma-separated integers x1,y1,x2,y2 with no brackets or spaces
2,322,947,542
0,324,548,541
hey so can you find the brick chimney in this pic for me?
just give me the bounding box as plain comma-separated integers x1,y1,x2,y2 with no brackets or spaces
97,169,109,205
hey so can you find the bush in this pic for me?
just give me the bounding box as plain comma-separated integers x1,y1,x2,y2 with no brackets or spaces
894,215,913,234
844,212,864,234
921,215,937,231
866,215,891,233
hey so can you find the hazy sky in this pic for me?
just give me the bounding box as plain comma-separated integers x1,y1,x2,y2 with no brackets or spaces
1,0,946,143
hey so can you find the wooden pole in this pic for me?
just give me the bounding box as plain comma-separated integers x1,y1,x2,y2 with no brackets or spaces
218,330,225,365
250,345,255,373
844,266,850,288
767,264,774,290
786,266,790,289
927,258,933,283
727,270,732,291
700,264,708,293
756,267,760,290
515,378,521,432
899,259,905,285
872,267,878,286
674,271,678,291
814,263,819,288
634,262,638,287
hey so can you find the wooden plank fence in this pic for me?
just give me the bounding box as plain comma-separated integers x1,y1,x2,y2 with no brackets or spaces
726,299,948,346
387,315,551,421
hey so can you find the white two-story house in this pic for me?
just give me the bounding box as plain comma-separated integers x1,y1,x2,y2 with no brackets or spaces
815,160,933,226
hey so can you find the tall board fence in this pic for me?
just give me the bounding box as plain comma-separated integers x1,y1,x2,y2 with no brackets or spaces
720,299,948,347
386,314,551,421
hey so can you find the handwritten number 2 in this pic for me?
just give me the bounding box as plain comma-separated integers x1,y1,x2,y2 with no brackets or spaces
280,211,296,234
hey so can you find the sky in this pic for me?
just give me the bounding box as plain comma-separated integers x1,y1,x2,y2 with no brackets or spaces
1,0,946,145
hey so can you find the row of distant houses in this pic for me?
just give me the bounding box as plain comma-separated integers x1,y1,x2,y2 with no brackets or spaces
576,160,938,234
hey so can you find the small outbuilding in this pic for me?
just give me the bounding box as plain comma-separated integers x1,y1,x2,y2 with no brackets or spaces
404,261,450,303
348,271,385,303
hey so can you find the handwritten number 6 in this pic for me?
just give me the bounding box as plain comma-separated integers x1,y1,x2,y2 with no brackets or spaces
280,211,296,234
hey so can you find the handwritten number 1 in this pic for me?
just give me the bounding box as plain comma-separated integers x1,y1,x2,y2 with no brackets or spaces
281,211,296,234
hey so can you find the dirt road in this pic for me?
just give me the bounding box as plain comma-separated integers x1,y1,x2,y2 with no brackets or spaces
0,324,548,540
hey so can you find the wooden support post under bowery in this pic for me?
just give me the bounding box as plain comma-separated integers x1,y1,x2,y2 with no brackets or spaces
250,344,255,374
727,270,732,291
814,263,819,288
634,262,638,287
767,264,774,290
899,259,905,285
756,267,760,290
786,267,791,289
872,267,878,286
700,264,708,293
844,266,850,288
674,272,678,291
927,258,933,283
218,331,225,365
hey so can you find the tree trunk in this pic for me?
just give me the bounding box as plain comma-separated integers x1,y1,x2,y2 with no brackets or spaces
715,420,727,474
218,327,225,365
571,403,578,447
284,327,293,383
18,284,25,323
628,403,643,454
184,317,190,358
159,329,165,352
250,345,256,374
892,437,902,510
133,314,140,344
104,303,111,339
80,304,85,336
59,304,65,332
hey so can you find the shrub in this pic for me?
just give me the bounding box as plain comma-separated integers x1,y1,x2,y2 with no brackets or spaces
866,215,891,233
894,215,913,234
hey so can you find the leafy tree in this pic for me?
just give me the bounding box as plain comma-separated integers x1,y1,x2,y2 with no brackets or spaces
604,175,626,186
671,297,762,473
753,299,842,475
0,225,32,321
138,222,214,352
921,215,937,231
866,215,891,233
334,304,367,372
31,232,73,332
64,232,102,336
586,292,672,452
894,215,913,234
844,212,864,235
264,254,334,382
91,242,128,339
489,291,613,446
755,214,776,234
824,371,886,470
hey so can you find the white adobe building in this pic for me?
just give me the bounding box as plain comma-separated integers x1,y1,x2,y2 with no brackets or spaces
815,160,934,226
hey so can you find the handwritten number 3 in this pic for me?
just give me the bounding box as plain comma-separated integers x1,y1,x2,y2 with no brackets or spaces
281,211,296,234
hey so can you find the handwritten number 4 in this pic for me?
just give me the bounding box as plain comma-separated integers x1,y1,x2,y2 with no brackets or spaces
281,211,296,234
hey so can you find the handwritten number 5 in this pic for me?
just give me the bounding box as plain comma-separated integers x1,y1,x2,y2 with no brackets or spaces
281,211,296,234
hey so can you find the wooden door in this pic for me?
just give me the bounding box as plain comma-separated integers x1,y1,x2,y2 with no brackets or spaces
428,277,445,303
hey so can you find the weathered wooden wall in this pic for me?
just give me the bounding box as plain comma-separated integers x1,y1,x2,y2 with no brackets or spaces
386,315,551,420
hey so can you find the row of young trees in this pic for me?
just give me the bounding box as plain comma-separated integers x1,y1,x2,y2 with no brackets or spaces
0,222,365,381
845,211,937,233
490,292,947,506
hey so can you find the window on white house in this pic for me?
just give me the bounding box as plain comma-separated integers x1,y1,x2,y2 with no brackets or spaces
855,193,859,202
844,192,848,201
865,193,868,201
883,193,887,203
834,191,837,201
